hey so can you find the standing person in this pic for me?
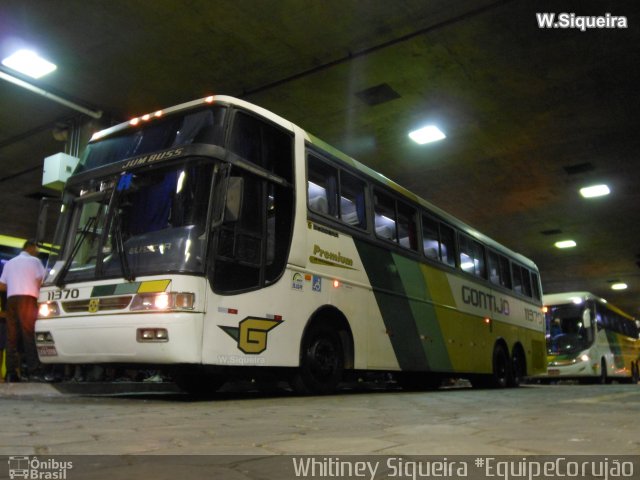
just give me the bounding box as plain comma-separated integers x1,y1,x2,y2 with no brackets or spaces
0,259,7,381
0,239,46,382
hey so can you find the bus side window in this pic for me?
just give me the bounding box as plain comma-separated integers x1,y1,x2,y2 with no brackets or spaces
531,272,541,300
307,155,337,217
229,111,294,183
459,234,486,278
339,171,367,229
512,263,523,294
439,223,456,267
521,267,533,297
595,312,603,331
488,251,501,285
374,191,397,242
422,215,440,260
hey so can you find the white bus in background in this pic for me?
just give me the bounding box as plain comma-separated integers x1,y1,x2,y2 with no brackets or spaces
544,292,640,383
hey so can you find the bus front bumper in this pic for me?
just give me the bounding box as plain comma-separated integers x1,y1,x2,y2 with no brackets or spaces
35,312,204,365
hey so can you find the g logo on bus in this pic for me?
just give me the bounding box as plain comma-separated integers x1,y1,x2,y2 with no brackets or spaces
219,317,283,354
88,298,100,313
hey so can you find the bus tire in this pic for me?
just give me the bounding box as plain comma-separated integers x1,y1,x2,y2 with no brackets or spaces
508,345,526,388
491,343,510,388
598,359,608,384
293,323,344,395
631,362,639,384
470,343,509,389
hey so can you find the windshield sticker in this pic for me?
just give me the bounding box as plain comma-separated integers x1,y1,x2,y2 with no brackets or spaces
292,273,304,291
219,317,283,354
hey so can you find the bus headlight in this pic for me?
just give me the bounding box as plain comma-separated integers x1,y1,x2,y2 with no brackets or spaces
38,302,60,318
35,331,55,344
580,354,590,362
130,292,195,311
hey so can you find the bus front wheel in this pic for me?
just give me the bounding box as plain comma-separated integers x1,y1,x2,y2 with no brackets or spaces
598,359,609,384
293,323,344,395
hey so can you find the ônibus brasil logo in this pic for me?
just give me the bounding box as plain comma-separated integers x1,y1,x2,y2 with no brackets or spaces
8,456,73,479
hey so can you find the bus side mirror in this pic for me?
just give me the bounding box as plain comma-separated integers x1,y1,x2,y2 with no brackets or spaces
36,197,62,246
224,177,244,222
582,309,592,329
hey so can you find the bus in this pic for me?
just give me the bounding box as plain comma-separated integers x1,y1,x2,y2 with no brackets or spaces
544,292,640,383
35,95,546,394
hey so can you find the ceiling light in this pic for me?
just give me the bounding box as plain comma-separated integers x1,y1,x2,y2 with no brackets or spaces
555,240,576,249
409,125,446,144
580,184,610,198
1,49,57,78
611,283,628,290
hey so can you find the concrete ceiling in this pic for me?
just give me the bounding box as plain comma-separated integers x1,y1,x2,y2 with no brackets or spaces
1,0,639,315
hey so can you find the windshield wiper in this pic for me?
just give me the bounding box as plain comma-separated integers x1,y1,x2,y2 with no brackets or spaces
113,213,135,282
55,216,97,288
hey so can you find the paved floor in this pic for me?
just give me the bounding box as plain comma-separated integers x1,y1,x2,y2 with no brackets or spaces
1,381,638,456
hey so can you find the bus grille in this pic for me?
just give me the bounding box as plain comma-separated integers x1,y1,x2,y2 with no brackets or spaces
62,296,133,313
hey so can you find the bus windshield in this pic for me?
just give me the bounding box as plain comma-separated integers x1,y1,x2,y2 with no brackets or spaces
45,158,217,285
546,304,593,354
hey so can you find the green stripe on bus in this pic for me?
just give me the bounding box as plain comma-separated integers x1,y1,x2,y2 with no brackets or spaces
393,254,452,372
354,240,429,370
91,284,119,296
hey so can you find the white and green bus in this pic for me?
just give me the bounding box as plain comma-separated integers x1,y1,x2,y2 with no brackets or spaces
544,292,640,383
36,95,546,394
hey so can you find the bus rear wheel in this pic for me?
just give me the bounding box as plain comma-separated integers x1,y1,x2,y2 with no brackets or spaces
293,323,344,395
508,347,526,387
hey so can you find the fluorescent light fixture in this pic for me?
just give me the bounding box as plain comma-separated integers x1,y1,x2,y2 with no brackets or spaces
2,49,57,78
554,240,576,249
611,283,628,291
409,125,446,144
580,184,610,198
